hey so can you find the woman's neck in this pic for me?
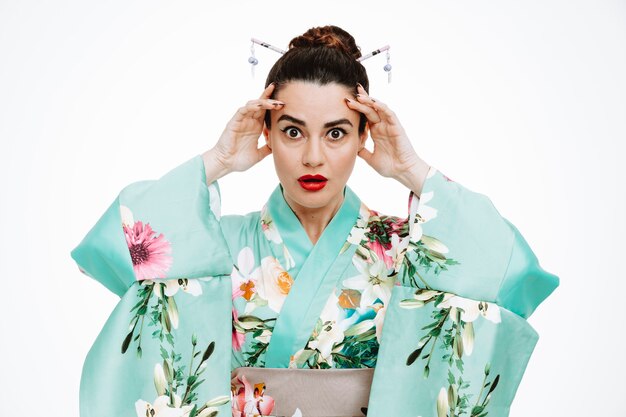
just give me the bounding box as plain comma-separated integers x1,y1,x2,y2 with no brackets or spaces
283,192,344,246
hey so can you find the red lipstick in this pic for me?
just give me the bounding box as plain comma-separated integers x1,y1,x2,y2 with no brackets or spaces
298,174,328,191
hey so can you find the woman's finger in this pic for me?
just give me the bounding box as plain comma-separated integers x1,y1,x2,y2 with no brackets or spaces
234,99,284,121
357,146,374,165
355,84,397,124
367,98,398,125
259,82,276,99
345,97,381,124
257,143,272,161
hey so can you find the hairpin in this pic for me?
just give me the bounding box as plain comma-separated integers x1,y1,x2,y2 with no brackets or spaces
248,38,392,82
251,38,286,55
248,38,285,78
358,45,392,83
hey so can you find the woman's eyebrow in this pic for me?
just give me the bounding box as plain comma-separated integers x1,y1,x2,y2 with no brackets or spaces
323,118,353,128
277,115,353,128
277,115,306,126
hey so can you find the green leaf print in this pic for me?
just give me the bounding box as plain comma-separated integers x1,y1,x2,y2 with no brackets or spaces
123,280,225,415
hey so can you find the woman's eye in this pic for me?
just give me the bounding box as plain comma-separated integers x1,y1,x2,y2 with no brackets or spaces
328,128,346,141
282,127,302,139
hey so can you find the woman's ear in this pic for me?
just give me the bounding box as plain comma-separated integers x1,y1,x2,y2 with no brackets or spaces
358,123,370,151
263,124,272,150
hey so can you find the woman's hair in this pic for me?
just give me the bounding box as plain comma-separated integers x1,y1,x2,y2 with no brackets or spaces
264,25,370,134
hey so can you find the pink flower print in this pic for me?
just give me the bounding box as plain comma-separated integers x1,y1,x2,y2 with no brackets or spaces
232,307,245,352
365,214,394,269
231,375,275,416
367,239,394,270
123,221,173,281
382,216,407,236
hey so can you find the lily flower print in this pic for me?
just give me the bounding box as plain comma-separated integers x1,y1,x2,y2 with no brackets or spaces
231,247,261,303
163,278,202,297
260,204,282,244
308,292,346,366
231,374,275,416
407,168,438,243
347,204,371,246
343,257,395,309
134,395,192,417
436,294,502,324
384,232,411,273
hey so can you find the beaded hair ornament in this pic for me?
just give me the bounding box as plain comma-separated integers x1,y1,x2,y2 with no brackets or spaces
248,37,392,83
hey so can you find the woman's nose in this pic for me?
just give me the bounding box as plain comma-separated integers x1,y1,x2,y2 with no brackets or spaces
302,137,325,167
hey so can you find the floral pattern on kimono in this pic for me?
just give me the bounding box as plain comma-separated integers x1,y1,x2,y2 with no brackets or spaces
71,155,559,417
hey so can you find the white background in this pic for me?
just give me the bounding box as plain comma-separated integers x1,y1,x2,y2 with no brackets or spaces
1,0,624,416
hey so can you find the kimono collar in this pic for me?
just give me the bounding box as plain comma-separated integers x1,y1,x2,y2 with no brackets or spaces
266,184,361,267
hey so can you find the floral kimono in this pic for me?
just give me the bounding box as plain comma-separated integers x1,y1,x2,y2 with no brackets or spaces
71,155,559,417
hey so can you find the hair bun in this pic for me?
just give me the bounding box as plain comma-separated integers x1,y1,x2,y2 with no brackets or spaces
289,25,361,59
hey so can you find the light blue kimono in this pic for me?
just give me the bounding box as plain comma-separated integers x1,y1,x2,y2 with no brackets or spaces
71,155,559,417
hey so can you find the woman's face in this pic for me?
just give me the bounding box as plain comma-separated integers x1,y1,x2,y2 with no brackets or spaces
263,81,368,212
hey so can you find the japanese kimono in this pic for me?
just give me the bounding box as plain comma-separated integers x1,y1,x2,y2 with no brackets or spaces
71,154,559,417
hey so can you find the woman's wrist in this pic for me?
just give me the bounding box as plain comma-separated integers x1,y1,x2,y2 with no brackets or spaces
201,147,231,185
392,157,431,197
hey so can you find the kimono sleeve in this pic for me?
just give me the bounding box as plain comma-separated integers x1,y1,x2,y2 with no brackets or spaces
70,195,135,297
496,218,560,318
70,154,233,297
367,166,559,417
403,166,559,314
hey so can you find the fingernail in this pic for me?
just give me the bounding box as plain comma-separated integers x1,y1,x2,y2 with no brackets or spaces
345,98,352,104
357,83,364,89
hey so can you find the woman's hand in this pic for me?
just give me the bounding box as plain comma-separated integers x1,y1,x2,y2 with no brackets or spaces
202,83,283,183
346,84,431,196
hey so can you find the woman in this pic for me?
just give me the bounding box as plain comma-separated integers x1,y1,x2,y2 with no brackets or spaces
71,26,559,417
